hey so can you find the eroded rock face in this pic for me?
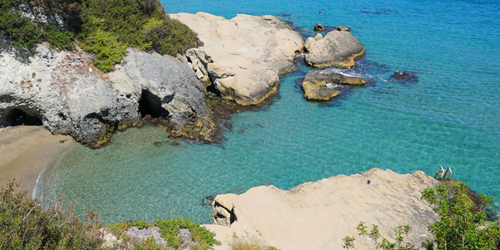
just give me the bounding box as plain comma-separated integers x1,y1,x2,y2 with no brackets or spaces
171,12,304,105
305,30,365,69
0,40,213,146
302,70,366,101
208,168,440,250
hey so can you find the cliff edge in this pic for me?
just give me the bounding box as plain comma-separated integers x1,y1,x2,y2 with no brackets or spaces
204,168,440,250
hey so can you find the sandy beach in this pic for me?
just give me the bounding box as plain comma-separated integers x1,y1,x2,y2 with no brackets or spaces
0,126,75,198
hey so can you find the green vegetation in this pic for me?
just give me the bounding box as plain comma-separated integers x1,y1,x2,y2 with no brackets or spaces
342,222,414,249
421,183,500,249
0,181,220,249
0,180,103,249
342,182,500,250
106,218,220,249
0,0,200,72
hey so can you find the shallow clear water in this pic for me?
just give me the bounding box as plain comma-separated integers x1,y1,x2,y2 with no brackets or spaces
40,0,500,224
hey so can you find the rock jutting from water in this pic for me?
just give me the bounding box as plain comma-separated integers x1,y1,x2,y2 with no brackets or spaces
389,71,419,83
0,40,214,147
301,70,366,101
203,168,440,250
305,30,365,69
170,12,304,105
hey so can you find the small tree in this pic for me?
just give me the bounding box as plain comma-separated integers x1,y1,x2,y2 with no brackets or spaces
342,222,415,250
421,183,500,249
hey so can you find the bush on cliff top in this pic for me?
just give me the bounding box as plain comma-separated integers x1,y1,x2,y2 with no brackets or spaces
1,180,220,249
0,0,200,72
342,182,500,250
106,218,220,249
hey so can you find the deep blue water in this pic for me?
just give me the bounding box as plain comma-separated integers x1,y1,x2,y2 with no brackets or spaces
40,0,500,224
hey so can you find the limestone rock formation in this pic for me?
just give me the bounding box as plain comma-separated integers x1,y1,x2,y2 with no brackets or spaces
313,23,324,31
305,30,365,69
206,168,440,250
302,70,366,101
336,25,351,31
304,33,323,51
171,12,304,105
0,40,213,147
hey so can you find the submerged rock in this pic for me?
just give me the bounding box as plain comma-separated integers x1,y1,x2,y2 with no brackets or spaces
171,12,304,105
305,30,365,69
389,71,418,83
0,40,214,147
301,70,366,101
207,168,440,250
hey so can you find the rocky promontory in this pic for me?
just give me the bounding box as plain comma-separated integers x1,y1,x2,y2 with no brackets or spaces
305,30,365,69
302,70,366,101
204,168,440,250
0,40,213,147
171,12,304,105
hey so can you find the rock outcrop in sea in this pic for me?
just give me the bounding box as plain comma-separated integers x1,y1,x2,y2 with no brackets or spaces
204,168,440,250
305,30,365,69
171,12,304,105
302,70,366,101
0,40,214,147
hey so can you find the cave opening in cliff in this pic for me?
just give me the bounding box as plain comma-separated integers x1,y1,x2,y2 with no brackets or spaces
5,109,43,126
138,90,169,118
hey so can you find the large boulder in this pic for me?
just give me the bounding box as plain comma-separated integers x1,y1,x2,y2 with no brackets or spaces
0,40,214,147
205,168,440,250
171,12,304,105
302,70,366,101
305,30,365,69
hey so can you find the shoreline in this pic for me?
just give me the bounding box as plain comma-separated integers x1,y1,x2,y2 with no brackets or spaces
0,126,75,198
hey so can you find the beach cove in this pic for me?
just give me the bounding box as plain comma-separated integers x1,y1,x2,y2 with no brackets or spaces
0,0,498,229
30,0,500,226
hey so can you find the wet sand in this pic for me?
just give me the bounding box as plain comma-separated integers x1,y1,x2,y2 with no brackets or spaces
0,126,75,198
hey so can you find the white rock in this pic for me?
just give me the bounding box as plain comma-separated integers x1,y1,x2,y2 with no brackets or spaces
172,12,304,105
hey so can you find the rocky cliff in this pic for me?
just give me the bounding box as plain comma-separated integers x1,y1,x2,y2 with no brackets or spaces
0,40,213,147
171,12,304,105
204,168,440,250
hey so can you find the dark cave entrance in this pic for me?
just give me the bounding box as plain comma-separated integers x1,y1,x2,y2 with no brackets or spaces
5,109,43,126
138,90,169,118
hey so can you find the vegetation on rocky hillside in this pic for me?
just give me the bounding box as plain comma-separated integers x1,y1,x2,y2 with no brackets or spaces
342,182,500,250
0,0,200,72
0,180,220,249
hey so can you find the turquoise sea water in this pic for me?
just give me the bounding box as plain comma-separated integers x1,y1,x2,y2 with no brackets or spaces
39,0,500,224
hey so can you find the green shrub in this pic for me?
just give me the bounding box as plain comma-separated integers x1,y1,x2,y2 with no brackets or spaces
154,217,220,249
0,0,76,51
0,180,104,249
77,0,199,72
343,183,500,250
106,218,220,250
1,0,200,72
79,28,127,72
421,183,500,249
